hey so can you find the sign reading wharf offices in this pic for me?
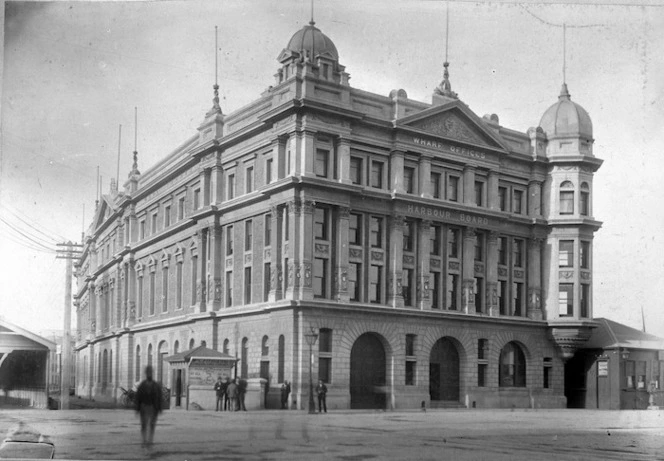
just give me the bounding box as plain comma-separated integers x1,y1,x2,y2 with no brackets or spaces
412,136,486,160
400,203,491,227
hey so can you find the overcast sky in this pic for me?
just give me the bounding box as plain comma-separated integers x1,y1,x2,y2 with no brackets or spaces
1,0,663,339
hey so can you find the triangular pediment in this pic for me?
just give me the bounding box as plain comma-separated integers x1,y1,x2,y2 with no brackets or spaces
398,102,509,152
92,196,118,232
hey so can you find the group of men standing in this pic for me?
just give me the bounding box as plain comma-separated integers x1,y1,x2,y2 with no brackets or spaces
214,376,247,411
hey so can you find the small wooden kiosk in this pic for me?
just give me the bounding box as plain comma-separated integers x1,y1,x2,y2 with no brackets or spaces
164,346,237,411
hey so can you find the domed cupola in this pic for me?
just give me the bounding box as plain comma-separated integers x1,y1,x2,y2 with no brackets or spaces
539,83,593,140
286,21,339,62
275,20,349,86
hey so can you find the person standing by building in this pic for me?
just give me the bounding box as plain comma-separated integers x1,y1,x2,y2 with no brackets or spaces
280,381,291,409
135,365,163,447
213,376,226,412
316,380,327,413
238,378,248,411
226,378,238,412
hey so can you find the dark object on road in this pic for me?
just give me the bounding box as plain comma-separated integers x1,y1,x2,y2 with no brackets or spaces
0,423,55,459
120,387,136,407
135,366,163,447
281,381,291,409
421,400,426,412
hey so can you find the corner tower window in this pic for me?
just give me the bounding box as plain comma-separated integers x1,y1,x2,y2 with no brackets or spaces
559,181,574,215
580,182,590,216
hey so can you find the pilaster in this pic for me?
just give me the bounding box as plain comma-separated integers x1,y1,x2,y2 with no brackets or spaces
390,150,405,193
528,180,542,217
298,199,315,300
463,165,476,206
462,227,477,313
337,137,352,184
527,237,543,320
419,156,432,198
207,223,223,311
196,228,208,312
269,204,283,302
416,220,431,309
486,231,499,316
387,214,404,308
335,206,350,302
488,170,500,211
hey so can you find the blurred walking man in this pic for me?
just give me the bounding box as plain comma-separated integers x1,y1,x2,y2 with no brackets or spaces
135,365,163,448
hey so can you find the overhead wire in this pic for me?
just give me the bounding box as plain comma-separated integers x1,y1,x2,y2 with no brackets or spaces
0,216,59,252
0,203,65,243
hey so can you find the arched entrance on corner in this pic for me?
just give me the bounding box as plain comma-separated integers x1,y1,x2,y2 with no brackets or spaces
429,338,460,403
350,333,387,409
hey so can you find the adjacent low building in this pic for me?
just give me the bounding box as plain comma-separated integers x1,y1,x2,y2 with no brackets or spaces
74,18,603,410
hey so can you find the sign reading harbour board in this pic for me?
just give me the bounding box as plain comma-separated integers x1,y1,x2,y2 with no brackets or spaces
401,204,491,227
188,359,233,386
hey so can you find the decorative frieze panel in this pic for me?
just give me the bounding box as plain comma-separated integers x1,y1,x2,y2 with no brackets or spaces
349,248,363,260
244,254,252,265
559,271,574,280
514,269,524,279
430,259,441,269
226,258,233,268
264,248,271,260
580,272,591,281
449,261,460,271
371,251,384,263
474,263,484,274
314,243,330,257
403,255,415,266
498,267,508,277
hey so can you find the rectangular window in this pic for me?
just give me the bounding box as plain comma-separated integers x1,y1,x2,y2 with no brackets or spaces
404,167,415,193
350,157,362,184
140,220,146,239
431,272,441,309
244,267,252,304
405,333,417,385
314,258,327,298
474,233,484,262
264,263,271,302
266,158,273,184
318,357,331,384
225,271,233,306
178,197,185,220
447,175,459,202
430,225,441,256
226,226,234,255
447,274,458,310
246,166,254,193
227,174,235,200
371,161,383,188
559,283,573,316
137,276,144,318
559,240,574,267
580,284,589,318
283,206,289,241
346,262,359,302
318,328,332,384
283,258,289,292
402,268,412,306
406,361,416,386
403,220,414,252
543,357,553,389
176,263,183,309
580,241,590,269
626,360,635,389
162,268,169,312
264,214,272,247
513,190,524,214
513,282,523,316
637,361,646,389
498,280,507,315
314,207,328,240
498,237,507,265
191,256,198,306
319,328,332,352
315,149,329,177
580,191,589,216
349,213,362,245
431,172,442,199
474,277,483,313
149,272,155,315
164,205,171,228
513,239,524,267
370,217,383,248
369,265,382,303
151,213,158,234
245,220,253,252
498,187,507,211
475,181,484,207
560,191,574,214
448,228,459,259
478,364,488,387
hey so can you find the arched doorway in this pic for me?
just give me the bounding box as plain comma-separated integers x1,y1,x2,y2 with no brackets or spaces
429,338,460,402
350,333,386,409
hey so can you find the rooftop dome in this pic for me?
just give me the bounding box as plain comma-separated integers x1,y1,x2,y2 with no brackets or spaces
285,21,339,61
539,84,593,139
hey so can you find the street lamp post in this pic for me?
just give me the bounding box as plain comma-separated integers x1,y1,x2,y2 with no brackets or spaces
304,328,318,414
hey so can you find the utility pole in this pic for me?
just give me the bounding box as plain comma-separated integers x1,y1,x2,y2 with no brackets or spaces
56,241,83,410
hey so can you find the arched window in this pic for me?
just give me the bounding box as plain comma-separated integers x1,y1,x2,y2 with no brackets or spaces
559,181,574,215
147,343,153,368
135,345,141,382
201,340,207,347
223,339,230,354
109,349,113,384
499,342,526,387
278,335,285,383
241,337,249,378
189,338,195,350
580,182,590,216
158,341,168,383
174,340,179,355
102,349,108,385
261,336,269,356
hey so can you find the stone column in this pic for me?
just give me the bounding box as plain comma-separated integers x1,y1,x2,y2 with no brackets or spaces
390,150,405,193
417,220,431,309
335,206,350,302
196,228,208,312
462,227,477,314
488,170,500,211
528,180,542,217
387,214,405,308
298,130,316,176
463,165,476,206
201,168,211,207
298,200,315,300
210,163,223,205
89,281,97,339
337,137,352,184
527,237,543,320
486,232,499,316
285,199,300,299
269,204,283,302
207,223,223,311
274,136,287,180
126,259,136,326
419,155,432,198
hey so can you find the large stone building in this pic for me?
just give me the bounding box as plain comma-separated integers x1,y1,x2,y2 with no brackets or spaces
74,18,602,410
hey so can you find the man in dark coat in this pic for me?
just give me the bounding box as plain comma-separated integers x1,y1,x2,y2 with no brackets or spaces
226,378,238,412
135,365,163,447
237,378,248,411
213,376,227,411
316,380,327,413
280,381,291,409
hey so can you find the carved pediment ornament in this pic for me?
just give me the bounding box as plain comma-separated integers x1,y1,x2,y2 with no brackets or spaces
412,114,485,146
